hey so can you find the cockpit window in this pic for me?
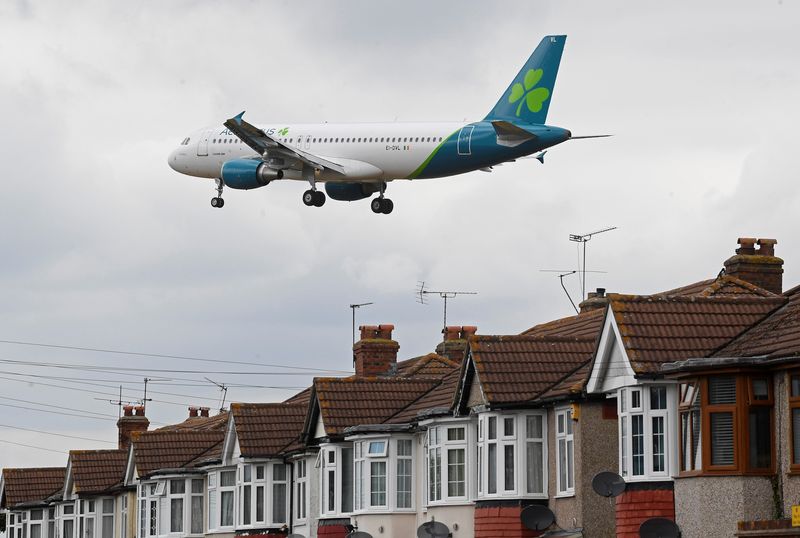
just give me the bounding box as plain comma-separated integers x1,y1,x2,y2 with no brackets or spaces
180,137,190,145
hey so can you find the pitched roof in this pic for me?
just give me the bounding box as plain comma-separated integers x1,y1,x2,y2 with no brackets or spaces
156,410,229,432
387,369,462,423
70,450,127,495
230,403,307,458
715,286,800,360
522,308,605,339
609,294,785,373
313,377,439,437
468,335,597,405
283,387,312,406
1,467,65,508
131,430,224,477
397,353,460,379
658,275,779,298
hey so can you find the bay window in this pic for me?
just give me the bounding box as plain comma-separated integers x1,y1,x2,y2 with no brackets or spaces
427,425,468,504
477,412,546,500
139,477,204,537
556,408,574,495
351,436,415,512
617,385,673,480
319,444,354,516
677,375,774,475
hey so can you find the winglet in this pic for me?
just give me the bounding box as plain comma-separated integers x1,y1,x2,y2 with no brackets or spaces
535,150,547,164
232,111,246,125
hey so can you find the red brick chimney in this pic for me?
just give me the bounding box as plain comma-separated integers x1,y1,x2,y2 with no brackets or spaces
354,324,400,377
199,407,210,418
723,237,783,294
579,288,609,313
117,405,149,450
188,407,199,418
435,326,477,362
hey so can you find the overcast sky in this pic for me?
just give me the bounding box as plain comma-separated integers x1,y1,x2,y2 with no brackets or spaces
1,0,799,469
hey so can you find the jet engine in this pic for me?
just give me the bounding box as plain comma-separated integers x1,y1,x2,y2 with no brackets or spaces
324,182,382,201
221,159,283,190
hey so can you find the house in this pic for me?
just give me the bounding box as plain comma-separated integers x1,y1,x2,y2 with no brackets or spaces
0,467,65,538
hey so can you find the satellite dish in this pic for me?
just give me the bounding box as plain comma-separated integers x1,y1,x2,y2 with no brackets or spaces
287,535,306,538
591,471,626,498
520,505,556,531
348,532,373,538
416,521,451,538
639,518,680,538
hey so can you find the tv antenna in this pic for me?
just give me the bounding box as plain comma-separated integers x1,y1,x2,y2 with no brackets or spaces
416,281,477,338
349,302,374,345
96,385,138,418
205,377,228,411
141,378,153,414
540,269,607,314
569,226,617,300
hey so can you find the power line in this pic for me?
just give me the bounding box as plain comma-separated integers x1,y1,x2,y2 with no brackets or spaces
0,339,350,374
0,439,68,454
0,395,117,418
0,423,115,444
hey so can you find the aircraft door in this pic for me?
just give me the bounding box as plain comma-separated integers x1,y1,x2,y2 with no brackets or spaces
457,125,474,156
197,131,209,156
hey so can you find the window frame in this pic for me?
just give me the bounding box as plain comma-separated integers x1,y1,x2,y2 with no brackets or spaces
555,407,575,497
789,371,800,473
617,385,674,481
350,435,415,513
319,444,355,517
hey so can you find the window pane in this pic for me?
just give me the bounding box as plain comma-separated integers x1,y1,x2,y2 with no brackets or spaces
488,417,497,440
632,415,644,475
621,417,628,477
149,501,157,536
273,464,287,481
709,377,736,404
243,485,251,525
526,415,543,439
447,427,465,441
272,483,286,524
504,417,515,437
327,469,335,512
793,409,800,465
256,486,264,523
256,466,265,481
191,479,204,494
567,439,574,489
752,379,769,401
170,498,183,533
341,447,354,513
63,521,73,538
711,412,735,465
190,496,203,534
207,491,216,529
650,386,667,410
396,459,412,508
792,375,800,397
487,444,497,494
170,480,185,495
30,526,41,538
652,416,665,473
447,449,465,497
631,390,641,409
220,471,235,487
370,462,387,506
397,439,412,456
749,407,772,469
220,491,234,526
368,441,386,455
504,445,515,491
243,465,252,482
526,441,544,494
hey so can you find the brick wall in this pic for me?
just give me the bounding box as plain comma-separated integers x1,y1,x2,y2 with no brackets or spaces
615,483,675,537
474,501,544,538
737,520,800,537
317,519,350,538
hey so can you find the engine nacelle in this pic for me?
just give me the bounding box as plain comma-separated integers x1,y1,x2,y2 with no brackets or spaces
221,159,283,190
325,182,382,201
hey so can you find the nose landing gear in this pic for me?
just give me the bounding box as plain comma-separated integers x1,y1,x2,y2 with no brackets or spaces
211,179,225,208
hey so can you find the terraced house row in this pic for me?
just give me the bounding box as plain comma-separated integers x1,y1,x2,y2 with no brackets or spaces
2,237,800,538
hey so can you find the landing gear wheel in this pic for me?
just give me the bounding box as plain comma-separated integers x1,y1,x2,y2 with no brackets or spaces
313,190,326,207
371,198,383,214
381,199,393,214
211,197,225,208
302,190,316,207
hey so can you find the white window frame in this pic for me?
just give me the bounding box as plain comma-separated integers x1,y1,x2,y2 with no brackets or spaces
349,435,416,513
617,385,673,481
555,408,575,497
477,412,547,500
319,444,354,517
294,459,308,522
138,477,204,538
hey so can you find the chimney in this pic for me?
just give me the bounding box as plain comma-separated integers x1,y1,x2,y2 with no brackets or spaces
723,237,783,294
199,407,210,418
578,288,609,313
188,407,199,418
435,326,477,363
117,405,149,450
354,324,400,377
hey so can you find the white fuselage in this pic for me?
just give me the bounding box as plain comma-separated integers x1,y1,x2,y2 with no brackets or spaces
169,122,468,183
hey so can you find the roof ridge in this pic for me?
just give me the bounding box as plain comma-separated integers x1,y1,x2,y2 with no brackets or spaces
474,334,595,342
609,293,785,304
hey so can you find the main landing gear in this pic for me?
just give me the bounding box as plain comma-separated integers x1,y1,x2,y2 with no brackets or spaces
302,189,326,207
370,183,393,214
211,178,225,208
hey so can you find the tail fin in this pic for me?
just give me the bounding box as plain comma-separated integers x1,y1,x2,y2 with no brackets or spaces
485,35,566,124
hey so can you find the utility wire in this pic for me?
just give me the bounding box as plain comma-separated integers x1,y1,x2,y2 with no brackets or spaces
0,439,68,454
0,339,350,374
0,402,118,421
0,395,117,418
0,423,115,444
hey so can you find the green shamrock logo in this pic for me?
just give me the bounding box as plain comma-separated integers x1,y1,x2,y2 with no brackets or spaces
508,69,550,117
277,127,289,136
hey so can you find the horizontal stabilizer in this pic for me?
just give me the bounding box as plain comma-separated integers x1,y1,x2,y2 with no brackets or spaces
491,120,538,147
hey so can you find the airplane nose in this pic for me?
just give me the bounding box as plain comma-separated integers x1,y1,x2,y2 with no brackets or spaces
168,148,180,172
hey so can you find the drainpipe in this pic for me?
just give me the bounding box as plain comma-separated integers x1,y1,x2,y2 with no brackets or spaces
288,460,294,534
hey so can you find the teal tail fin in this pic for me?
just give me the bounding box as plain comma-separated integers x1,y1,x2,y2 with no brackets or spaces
485,35,566,125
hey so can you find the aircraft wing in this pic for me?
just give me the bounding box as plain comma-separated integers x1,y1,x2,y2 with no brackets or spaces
223,112,346,175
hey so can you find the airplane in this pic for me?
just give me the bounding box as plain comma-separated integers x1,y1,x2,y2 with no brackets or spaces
168,35,607,214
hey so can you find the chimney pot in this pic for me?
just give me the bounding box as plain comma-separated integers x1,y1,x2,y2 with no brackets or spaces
123,405,134,417
596,288,606,297
354,323,400,377
199,407,210,418
134,405,145,416
736,237,757,255
461,326,478,339
757,238,777,257
443,326,461,341
188,407,199,418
